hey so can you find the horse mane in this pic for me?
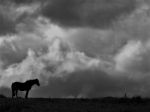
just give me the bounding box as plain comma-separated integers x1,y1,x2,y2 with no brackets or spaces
25,79,38,83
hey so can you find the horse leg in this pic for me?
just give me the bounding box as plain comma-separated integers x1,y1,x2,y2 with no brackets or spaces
15,90,18,98
25,90,29,99
12,89,15,98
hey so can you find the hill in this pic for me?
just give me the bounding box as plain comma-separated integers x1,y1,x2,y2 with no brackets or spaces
0,97,150,112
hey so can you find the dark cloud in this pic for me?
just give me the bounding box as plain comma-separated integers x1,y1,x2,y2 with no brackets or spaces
0,0,39,4
0,12,16,35
31,69,145,98
12,0,36,4
69,29,128,58
0,42,27,69
0,2,18,36
0,0,41,36
41,0,136,28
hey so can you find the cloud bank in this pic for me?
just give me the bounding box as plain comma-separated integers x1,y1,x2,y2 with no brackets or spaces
0,0,150,98
41,0,136,28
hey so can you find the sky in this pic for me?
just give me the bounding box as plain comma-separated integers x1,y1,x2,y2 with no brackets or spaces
0,0,150,98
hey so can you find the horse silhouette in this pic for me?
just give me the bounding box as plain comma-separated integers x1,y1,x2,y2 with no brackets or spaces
11,79,40,99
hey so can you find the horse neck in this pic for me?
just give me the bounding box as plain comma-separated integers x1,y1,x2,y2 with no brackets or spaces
27,80,36,86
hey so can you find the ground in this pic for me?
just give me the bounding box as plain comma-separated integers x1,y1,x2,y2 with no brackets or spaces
0,97,150,112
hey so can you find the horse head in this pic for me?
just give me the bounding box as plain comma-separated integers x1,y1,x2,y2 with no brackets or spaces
35,79,40,86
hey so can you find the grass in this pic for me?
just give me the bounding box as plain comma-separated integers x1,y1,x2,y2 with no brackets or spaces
0,97,150,112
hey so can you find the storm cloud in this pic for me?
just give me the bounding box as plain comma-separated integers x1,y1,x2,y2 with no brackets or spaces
41,0,136,28
1,0,150,98
31,69,150,98
0,4,17,35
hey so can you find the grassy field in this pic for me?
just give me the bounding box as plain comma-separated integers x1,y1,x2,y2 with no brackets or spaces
0,97,150,112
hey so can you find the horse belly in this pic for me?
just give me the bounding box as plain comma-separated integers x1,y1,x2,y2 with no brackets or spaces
12,82,27,91
18,88,26,91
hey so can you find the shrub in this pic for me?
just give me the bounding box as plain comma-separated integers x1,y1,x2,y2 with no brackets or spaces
0,94,7,98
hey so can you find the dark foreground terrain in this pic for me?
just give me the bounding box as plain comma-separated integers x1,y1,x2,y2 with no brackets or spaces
0,97,150,112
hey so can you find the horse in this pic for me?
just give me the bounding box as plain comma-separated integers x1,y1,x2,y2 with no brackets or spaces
11,79,40,99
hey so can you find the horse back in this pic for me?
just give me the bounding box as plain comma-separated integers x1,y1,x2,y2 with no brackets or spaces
11,82,28,91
